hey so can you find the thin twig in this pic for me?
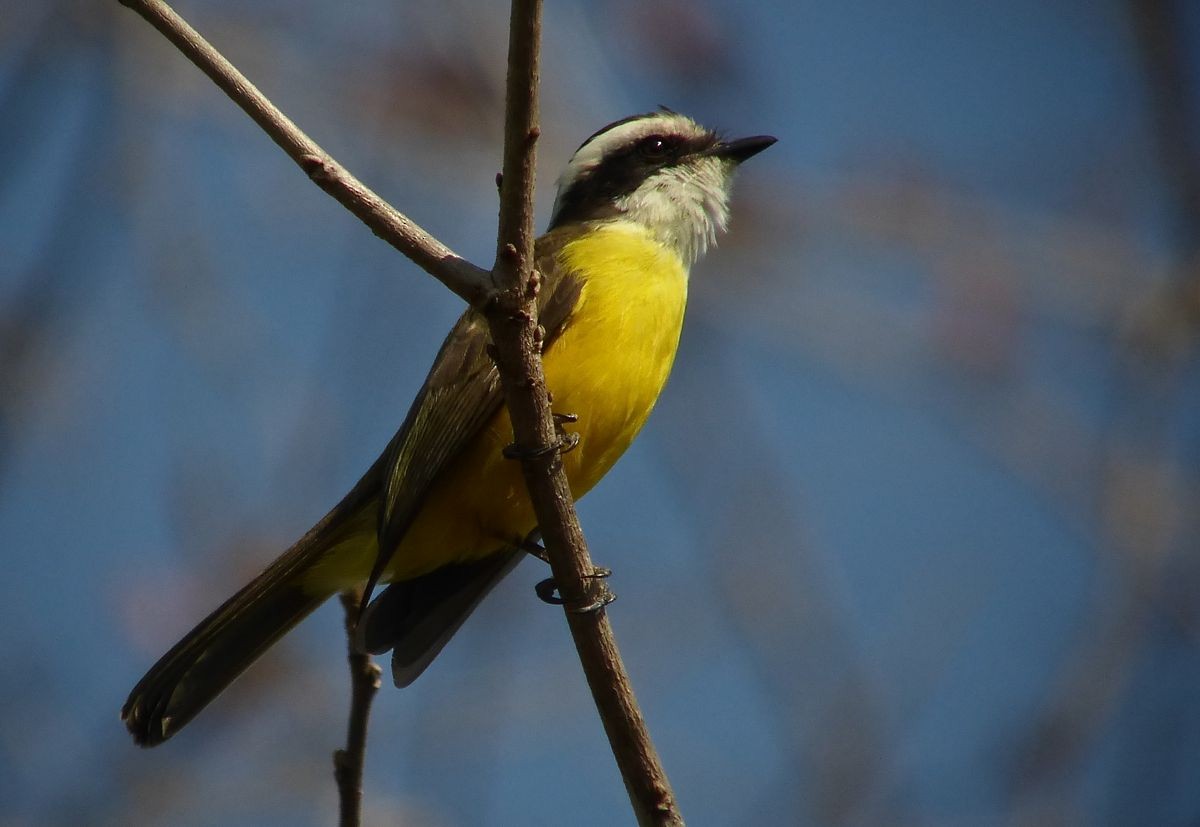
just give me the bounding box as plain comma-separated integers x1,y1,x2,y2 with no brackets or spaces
1128,0,1200,258
117,0,492,307
333,589,382,827
1123,0,1200,350
482,0,683,824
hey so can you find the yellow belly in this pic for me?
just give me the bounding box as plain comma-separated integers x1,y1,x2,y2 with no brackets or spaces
306,222,688,588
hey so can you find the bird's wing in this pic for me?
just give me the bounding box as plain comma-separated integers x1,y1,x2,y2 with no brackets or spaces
362,230,584,607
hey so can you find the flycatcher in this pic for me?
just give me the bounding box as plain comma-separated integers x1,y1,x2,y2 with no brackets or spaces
123,110,775,745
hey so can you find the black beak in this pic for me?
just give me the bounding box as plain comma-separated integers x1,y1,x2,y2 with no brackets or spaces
712,134,777,164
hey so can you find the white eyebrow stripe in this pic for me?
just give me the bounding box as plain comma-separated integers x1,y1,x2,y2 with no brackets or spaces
552,113,704,205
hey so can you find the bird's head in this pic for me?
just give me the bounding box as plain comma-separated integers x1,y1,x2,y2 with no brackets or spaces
548,110,776,267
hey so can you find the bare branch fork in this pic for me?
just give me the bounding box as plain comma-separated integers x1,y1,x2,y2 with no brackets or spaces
117,0,684,824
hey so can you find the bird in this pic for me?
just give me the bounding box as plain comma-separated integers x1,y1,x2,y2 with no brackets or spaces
122,110,775,746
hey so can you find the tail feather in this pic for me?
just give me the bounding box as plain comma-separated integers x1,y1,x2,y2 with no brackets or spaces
123,453,384,744
122,459,524,744
122,578,326,746
356,549,523,688
121,530,339,746
122,467,383,747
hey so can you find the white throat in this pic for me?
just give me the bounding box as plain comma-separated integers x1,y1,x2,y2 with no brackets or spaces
614,157,734,268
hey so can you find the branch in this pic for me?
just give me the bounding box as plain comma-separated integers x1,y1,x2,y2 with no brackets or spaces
117,0,492,307
1128,0,1200,258
1123,0,1200,355
333,589,382,827
483,1,683,824
118,1,684,823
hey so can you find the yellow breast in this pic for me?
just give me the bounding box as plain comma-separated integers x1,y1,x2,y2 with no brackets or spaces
544,221,690,488
309,222,689,587
402,221,688,572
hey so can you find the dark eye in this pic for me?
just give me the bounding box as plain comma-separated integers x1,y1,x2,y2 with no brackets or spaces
637,135,672,160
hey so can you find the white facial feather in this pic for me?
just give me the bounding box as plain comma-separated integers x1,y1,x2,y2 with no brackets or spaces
550,113,738,268
614,156,732,268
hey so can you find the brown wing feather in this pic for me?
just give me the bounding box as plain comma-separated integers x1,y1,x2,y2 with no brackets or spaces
361,230,584,608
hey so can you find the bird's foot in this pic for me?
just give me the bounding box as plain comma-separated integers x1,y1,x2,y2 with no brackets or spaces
534,567,614,614
501,411,579,460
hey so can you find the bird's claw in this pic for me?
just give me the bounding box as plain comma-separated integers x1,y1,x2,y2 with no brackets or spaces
534,567,615,614
502,411,579,460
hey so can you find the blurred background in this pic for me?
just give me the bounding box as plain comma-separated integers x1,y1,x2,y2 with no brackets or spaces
2,0,1199,824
